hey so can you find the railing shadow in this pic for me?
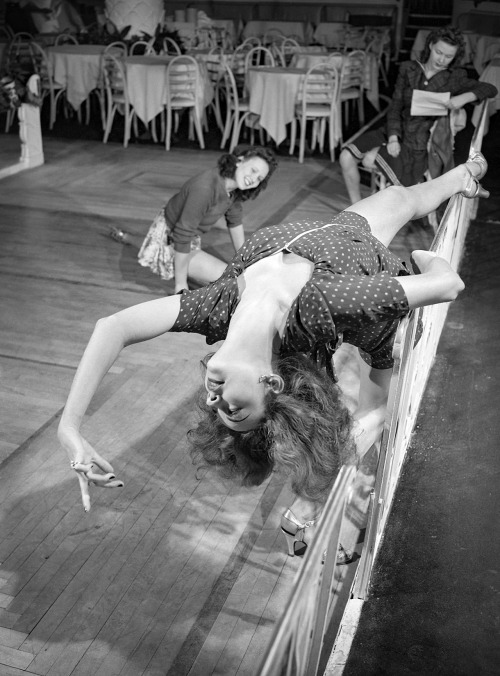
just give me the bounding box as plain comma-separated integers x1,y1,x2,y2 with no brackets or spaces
256,100,488,676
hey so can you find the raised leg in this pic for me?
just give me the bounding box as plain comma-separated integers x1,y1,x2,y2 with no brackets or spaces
187,249,227,285
339,148,363,204
346,161,485,248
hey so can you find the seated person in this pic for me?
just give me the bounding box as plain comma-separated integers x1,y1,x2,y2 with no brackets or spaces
339,27,497,204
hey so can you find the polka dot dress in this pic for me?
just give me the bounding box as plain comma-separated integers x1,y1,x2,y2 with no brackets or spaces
172,212,411,368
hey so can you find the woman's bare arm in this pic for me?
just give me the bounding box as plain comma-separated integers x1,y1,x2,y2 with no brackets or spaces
58,295,181,510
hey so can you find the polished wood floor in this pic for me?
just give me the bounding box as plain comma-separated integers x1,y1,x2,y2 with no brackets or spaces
0,132,433,676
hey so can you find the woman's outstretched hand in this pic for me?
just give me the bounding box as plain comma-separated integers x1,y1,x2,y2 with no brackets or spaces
58,427,124,512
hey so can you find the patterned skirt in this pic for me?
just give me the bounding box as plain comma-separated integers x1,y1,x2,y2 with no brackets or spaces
137,209,202,280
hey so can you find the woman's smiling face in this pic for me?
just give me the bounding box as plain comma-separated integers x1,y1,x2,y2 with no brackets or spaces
233,156,270,191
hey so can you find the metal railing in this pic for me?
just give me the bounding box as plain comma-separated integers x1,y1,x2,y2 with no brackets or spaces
257,100,488,674
353,101,487,599
258,464,357,676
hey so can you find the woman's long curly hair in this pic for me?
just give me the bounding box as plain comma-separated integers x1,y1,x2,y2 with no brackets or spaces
217,144,278,202
188,354,357,504
421,26,466,68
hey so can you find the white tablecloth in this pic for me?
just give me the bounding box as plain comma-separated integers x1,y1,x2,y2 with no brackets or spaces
48,44,107,110
473,35,500,74
125,55,213,125
247,66,341,147
312,23,367,50
471,56,500,132
290,52,380,110
242,21,313,45
165,19,237,48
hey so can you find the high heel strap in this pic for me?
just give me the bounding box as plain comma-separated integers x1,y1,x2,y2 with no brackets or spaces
467,150,487,181
461,165,490,200
281,509,317,533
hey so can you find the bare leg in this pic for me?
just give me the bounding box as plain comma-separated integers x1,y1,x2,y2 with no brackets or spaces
346,162,480,248
339,148,363,204
187,249,227,285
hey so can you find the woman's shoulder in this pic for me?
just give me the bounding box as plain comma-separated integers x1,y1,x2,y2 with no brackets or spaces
399,60,419,75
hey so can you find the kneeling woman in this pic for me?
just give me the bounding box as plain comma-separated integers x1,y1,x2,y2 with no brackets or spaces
110,145,278,293
59,155,487,557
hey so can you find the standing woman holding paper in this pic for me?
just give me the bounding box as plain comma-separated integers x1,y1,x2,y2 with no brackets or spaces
340,27,497,204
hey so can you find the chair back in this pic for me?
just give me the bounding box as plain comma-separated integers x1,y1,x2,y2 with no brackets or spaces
262,28,285,47
129,39,156,55
28,41,56,94
5,33,33,76
240,36,261,49
104,41,128,57
340,49,365,91
297,62,340,112
280,37,301,66
165,55,201,109
219,57,241,110
102,52,129,108
162,36,182,55
244,46,275,71
54,33,78,45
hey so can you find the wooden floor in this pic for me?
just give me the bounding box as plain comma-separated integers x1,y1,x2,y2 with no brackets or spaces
0,133,433,676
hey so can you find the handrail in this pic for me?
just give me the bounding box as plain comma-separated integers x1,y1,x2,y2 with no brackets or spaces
256,99,489,675
353,99,488,599
257,465,357,676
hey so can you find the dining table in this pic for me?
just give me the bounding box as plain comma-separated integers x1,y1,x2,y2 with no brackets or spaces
47,44,109,110
246,65,342,148
165,19,237,49
289,51,380,110
125,54,214,126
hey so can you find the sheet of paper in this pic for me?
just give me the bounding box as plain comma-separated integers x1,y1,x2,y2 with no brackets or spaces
410,89,450,116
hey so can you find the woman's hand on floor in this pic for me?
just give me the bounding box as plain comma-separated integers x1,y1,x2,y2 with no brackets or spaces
59,426,124,512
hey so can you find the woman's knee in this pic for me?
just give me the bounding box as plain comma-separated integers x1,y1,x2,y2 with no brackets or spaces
339,148,357,170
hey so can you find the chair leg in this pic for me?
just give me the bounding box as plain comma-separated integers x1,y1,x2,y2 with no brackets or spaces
165,106,173,150
299,118,306,164
103,104,115,144
289,118,297,156
191,109,205,149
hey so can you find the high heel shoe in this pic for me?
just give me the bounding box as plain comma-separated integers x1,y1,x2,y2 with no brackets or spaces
461,151,489,199
281,509,317,557
281,510,355,563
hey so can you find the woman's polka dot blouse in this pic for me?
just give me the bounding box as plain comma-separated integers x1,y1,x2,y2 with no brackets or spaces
171,211,411,369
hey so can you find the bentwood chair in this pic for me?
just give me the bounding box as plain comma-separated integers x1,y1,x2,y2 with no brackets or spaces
3,33,33,131
29,41,68,129
102,52,137,147
219,59,262,152
162,36,182,55
339,49,366,127
164,55,205,151
290,62,341,163
54,33,79,45
129,39,156,55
